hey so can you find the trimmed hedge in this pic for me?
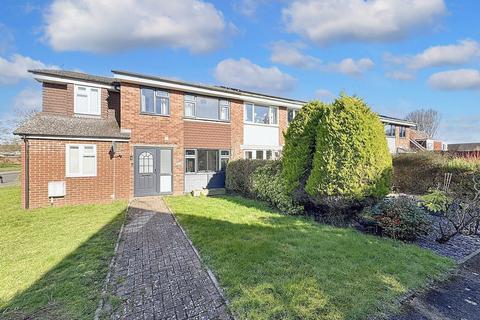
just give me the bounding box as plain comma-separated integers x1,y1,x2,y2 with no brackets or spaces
226,160,302,214
393,152,478,197
282,101,327,201
306,95,392,201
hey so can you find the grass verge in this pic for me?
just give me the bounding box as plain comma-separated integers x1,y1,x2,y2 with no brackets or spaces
0,186,127,319
0,163,20,172
165,195,454,320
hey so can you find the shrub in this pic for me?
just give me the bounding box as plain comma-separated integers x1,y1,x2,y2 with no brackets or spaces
393,152,478,197
226,159,303,214
251,161,303,215
420,189,452,213
282,101,327,202
306,95,392,203
362,196,430,241
226,160,269,197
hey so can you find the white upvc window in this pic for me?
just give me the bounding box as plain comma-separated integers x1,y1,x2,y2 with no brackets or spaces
74,85,101,116
244,103,278,125
66,144,97,177
244,149,280,160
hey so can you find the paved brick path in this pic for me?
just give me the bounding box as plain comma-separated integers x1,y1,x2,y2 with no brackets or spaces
391,253,480,320
103,197,232,320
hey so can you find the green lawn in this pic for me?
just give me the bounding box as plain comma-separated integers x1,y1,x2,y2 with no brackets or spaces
0,186,127,319
165,195,454,320
0,163,20,172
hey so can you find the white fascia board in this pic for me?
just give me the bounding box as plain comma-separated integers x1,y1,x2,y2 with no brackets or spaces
33,74,116,90
379,117,416,127
24,135,129,142
114,73,304,109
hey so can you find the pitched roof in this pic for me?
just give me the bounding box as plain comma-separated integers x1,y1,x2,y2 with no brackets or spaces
112,70,307,105
14,113,130,140
29,69,115,85
448,143,480,152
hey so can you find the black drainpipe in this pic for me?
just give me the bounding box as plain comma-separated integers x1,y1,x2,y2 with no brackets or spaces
24,136,29,209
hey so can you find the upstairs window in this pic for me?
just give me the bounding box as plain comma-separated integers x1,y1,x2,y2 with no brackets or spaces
184,94,230,121
74,85,100,116
244,103,278,125
399,126,407,138
287,109,299,123
66,144,97,177
385,124,396,137
141,88,170,116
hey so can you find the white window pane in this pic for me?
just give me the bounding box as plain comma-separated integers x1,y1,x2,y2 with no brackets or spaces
196,97,219,119
89,89,99,114
69,147,80,174
245,151,253,159
141,88,154,113
160,150,172,174
271,107,278,124
185,102,195,117
245,104,253,122
76,93,89,114
254,105,269,124
220,106,229,120
82,156,96,175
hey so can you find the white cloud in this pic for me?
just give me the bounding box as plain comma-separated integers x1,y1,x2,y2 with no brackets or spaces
270,41,321,69
214,58,296,93
43,0,230,53
386,71,415,81
0,54,56,84
315,89,334,101
428,69,480,90
283,0,446,44
326,58,374,76
235,0,265,16
386,39,480,70
13,87,42,111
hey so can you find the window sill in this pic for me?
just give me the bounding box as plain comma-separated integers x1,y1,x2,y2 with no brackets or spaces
66,175,97,178
183,117,230,124
140,112,170,117
244,122,279,128
74,113,101,118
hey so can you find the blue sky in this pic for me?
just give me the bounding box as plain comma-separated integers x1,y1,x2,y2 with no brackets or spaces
0,0,479,143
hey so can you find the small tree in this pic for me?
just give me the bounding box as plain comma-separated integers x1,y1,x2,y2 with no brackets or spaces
405,108,441,138
305,95,392,204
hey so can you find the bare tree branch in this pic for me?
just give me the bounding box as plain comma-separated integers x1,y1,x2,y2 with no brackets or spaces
405,108,441,138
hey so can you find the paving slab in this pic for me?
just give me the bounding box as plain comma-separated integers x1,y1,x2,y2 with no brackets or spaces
102,197,232,320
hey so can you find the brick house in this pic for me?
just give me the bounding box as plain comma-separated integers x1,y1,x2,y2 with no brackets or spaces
15,69,417,208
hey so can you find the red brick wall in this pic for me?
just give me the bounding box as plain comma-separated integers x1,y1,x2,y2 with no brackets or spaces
119,83,185,195
184,120,231,149
395,126,412,151
230,100,244,160
24,139,129,209
42,82,113,119
279,107,288,146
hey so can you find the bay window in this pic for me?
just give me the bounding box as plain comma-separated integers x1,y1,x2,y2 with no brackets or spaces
244,149,280,160
244,103,278,125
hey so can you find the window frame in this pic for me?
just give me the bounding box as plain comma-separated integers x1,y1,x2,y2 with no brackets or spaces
184,94,230,122
185,149,230,173
243,149,281,160
74,85,101,116
399,126,407,139
65,144,97,178
140,87,170,116
385,124,396,137
244,103,279,126
287,108,298,124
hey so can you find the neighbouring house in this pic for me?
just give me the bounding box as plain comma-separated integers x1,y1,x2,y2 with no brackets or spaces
15,69,419,208
448,143,480,158
380,115,417,154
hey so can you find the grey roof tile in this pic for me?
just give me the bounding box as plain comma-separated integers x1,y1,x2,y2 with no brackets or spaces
14,113,130,139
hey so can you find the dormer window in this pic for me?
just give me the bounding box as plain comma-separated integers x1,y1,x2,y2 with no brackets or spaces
74,85,101,116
